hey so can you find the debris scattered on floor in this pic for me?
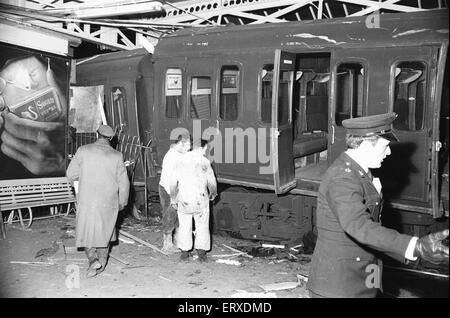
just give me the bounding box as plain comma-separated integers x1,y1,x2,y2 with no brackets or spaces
35,241,59,259
2,216,316,297
119,229,168,256
297,274,309,287
158,275,172,282
261,243,285,249
211,252,243,258
259,281,299,292
231,290,277,298
216,259,242,266
118,234,135,244
222,244,253,258
11,261,55,266
110,253,130,265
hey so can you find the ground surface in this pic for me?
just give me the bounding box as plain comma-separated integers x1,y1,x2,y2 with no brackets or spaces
1,211,447,298
0,213,311,298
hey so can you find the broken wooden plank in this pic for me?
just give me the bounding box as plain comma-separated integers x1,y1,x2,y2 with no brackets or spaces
288,253,298,259
231,290,277,298
11,261,55,266
158,275,172,282
222,244,253,258
259,281,299,292
109,253,130,265
216,259,242,266
211,252,245,258
262,243,285,249
118,234,135,244
119,229,169,256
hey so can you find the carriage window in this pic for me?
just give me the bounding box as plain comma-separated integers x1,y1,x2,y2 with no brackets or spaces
112,87,128,129
165,68,182,118
335,63,365,126
393,61,426,131
260,65,273,123
278,70,293,126
190,76,211,119
220,66,239,121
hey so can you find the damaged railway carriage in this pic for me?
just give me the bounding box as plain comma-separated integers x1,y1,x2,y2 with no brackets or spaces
76,10,449,245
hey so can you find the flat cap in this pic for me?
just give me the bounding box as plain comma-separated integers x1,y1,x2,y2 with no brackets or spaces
97,124,115,138
342,112,399,141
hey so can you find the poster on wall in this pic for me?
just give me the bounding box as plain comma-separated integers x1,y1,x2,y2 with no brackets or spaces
0,43,70,180
69,85,105,133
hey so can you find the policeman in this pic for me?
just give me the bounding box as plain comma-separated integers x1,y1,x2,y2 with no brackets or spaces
67,124,130,278
307,112,449,298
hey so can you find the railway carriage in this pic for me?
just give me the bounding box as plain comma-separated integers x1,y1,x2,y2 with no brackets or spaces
76,10,449,244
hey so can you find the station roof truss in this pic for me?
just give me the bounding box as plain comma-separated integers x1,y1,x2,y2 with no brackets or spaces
0,0,448,52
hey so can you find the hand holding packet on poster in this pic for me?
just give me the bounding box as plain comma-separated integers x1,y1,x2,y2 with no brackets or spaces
1,112,65,175
0,55,66,175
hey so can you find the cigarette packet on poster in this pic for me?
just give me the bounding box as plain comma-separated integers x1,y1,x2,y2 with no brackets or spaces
8,86,62,122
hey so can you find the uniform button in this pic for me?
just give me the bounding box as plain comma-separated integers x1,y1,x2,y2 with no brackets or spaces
375,202,379,206
356,257,361,262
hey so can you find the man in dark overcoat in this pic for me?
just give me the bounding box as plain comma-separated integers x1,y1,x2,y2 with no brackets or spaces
67,125,130,278
307,112,449,297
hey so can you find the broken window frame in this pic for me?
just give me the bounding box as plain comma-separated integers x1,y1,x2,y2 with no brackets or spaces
189,75,212,119
165,67,183,119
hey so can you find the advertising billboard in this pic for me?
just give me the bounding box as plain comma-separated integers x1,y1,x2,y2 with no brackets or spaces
0,43,70,180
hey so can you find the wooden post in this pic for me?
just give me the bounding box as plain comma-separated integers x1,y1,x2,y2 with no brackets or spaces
0,212,6,239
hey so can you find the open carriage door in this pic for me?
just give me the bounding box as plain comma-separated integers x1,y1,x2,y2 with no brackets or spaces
271,50,296,194
431,45,448,218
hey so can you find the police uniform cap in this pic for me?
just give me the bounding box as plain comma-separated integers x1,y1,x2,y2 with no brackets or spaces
342,112,399,141
97,124,115,138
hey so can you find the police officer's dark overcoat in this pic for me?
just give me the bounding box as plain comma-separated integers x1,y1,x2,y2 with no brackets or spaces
307,152,412,297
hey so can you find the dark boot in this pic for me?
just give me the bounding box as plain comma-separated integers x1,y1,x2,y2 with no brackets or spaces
197,249,207,263
180,250,190,262
85,248,101,278
96,246,109,274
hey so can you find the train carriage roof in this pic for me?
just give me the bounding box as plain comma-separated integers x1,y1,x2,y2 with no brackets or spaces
154,10,449,58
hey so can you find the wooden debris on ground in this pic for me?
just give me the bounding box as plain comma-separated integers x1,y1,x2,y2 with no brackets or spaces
11,261,55,266
297,273,309,287
259,281,299,292
215,259,242,266
35,241,60,259
119,229,168,256
118,234,135,244
222,244,253,258
211,252,244,258
261,243,285,249
231,290,277,298
109,253,130,265
158,275,172,282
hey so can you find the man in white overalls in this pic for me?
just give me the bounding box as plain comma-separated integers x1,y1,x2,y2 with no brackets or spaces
170,139,217,262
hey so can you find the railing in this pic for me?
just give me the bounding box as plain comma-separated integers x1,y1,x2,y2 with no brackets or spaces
67,127,156,216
